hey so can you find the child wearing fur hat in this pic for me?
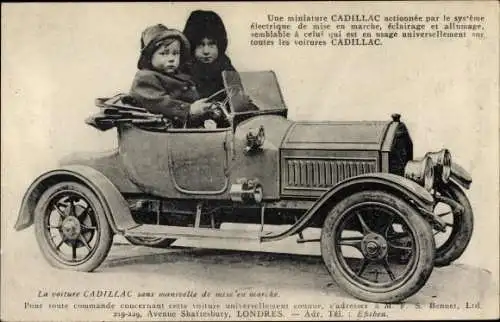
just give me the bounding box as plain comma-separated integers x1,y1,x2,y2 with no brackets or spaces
182,10,236,98
129,24,211,128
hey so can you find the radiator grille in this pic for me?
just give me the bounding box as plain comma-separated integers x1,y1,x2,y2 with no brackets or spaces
285,158,377,188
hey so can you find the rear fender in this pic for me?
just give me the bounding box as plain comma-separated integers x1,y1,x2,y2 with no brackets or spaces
14,165,137,233
262,173,434,242
451,162,472,189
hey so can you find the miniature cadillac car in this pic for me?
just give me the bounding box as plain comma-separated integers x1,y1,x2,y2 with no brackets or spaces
15,71,473,303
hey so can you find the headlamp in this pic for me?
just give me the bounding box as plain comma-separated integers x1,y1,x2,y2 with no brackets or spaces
425,149,452,183
404,156,435,191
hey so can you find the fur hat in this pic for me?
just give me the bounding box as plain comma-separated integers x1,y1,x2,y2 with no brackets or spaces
137,24,191,70
183,10,228,54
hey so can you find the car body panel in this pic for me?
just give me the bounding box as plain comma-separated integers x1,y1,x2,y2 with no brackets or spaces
451,162,472,189
279,120,413,198
59,149,142,194
262,172,434,242
57,116,413,202
15,165,136,232
232,115,293,200
118,124,230,197
281,121,391,151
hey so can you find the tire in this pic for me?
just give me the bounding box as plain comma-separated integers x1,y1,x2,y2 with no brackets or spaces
34,181,113,272
321,190,435,303
433,182,474,267
125,236,176,248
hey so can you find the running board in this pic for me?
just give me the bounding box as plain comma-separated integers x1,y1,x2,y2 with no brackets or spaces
125,224,270,241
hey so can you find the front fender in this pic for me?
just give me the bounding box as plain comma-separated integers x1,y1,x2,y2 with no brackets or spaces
15,165,137,233
451,162,472,189
262,173,434,242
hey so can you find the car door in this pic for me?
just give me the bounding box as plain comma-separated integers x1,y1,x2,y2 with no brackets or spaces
166,127,230,194
119,124,230,197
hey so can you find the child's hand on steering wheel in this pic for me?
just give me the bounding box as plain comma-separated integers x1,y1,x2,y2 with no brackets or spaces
209,103,224,120
190,98,212,118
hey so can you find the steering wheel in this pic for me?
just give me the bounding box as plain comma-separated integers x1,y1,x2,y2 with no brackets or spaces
182,86,239,129
204,87,239,128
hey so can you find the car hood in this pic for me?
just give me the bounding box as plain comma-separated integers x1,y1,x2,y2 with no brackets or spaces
281,120,393,151
237,116,395,151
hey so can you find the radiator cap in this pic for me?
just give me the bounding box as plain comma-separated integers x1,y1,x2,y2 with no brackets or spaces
391,113,401,122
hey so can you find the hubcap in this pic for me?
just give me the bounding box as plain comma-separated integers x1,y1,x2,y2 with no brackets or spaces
361,233,388,260
61,216,81,240
43,191,101,265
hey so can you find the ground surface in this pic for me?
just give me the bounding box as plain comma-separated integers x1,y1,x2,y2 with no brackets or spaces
2,225,498,321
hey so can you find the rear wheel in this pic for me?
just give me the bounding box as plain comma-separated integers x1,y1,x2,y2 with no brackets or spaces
321,190,435,303
34,181,113,272
125,236,176,248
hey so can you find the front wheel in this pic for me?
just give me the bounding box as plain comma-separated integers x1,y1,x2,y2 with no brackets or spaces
34,181,113,272
321,190,435,303
433,182,474,266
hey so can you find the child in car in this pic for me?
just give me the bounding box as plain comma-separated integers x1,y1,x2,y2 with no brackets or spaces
129,24,212,128
182,10,236,98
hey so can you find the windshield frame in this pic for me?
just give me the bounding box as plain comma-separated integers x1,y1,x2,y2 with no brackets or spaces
222,70,288,116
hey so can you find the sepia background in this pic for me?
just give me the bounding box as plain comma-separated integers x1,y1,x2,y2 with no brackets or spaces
1,1,499,320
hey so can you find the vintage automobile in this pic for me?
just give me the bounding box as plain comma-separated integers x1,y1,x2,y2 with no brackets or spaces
15,71,473,303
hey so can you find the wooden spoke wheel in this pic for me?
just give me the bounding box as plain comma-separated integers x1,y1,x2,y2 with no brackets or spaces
34,182,113,272
321,190,435,303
